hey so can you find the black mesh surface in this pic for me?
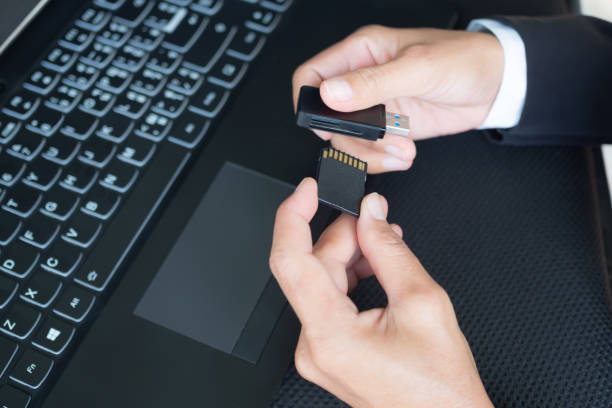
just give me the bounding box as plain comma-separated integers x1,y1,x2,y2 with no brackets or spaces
272,131,612,407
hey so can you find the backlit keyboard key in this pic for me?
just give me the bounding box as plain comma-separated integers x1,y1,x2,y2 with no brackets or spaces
41,47,77,73
245,7,281,33
59,161,98,194
61,213,102,248
19,214,60,249
129,25,164,51
95,111,133,143
99,159,139,193
113,44,148,72
80,42,117,69
0,276,18,309
97,20,132,47
0,212,21,245
0,115,21,144
0,338,18,374
32,317,75,355
40,188,80,221
113,90,150,119
135,112,172,142
167,110,210,149
183,21,235,73
78,137,117,168
9,349,52,389
227,27,265,61
22,158,61,191
59,26,95,52
208,54,247,89
45,84,83,113
117,135,156,166
2,185,41,218
146,47,181,74
0,385,31,408
167,66,204,95
2,91,40,120
23,67,60,95
53,285,95,322
76,7,111,32
79,87,116,117
131,68,167,96
25,106,64,137
62,62,100,90
0,154,26,187
19,272,62,308
151,88,187,118
97,66,132,94
191,0,224,16
162,11,207,53
81,186,121,220
188,83,229,118
60,110,98,140
42,135,80,165
41,241,82,277
0,303,41,340
6,130,45,161
0,243,39,278
113,0,154,27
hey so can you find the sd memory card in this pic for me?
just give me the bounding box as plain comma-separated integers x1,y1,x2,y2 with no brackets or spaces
316,147,367,216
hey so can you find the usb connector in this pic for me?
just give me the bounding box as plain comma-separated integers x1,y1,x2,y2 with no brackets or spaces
385,112,410,137
296,86,411,141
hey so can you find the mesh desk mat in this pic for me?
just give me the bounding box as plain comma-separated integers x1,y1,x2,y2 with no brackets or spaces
272,131,612,407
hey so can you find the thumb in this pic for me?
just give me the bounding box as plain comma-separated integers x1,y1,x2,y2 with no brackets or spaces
357,193,434,304
320,57,423,112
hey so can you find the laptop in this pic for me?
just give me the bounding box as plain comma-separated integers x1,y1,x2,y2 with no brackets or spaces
0,0,455,406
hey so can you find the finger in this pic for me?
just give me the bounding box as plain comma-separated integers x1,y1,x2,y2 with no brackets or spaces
270,178,357,325
346,224,401,283
330,132,416,174
292,25,404,110
320,55,429,112
357,193,436,304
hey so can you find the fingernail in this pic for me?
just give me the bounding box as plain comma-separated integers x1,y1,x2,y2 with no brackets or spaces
385,145,408,161
323,78,353,101
382,157,410,171
295,178,309,191
365,194,386,220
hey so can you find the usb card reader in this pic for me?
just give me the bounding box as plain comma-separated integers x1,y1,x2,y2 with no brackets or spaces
296,85,410,140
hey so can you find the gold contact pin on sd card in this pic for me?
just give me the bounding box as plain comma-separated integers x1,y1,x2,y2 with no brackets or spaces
316,147,367,216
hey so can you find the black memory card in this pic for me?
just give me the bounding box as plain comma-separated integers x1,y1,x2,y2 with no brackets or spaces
316,147,367,216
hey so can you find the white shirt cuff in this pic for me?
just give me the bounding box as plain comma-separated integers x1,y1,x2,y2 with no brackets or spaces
467,18,527,129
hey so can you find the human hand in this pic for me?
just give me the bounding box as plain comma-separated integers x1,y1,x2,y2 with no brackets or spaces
270,178,493,408
293,26,504,173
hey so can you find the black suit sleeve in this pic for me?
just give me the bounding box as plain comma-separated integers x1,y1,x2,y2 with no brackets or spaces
486,15,612,146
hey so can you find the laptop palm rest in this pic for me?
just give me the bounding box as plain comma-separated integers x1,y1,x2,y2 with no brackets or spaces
134,162,293,363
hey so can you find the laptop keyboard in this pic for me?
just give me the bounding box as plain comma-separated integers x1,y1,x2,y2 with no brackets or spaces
0,0,291,405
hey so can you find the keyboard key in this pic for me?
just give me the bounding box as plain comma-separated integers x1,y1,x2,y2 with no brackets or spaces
40,188,80,221
79,87,116,117
167,66,203,95
0,275,18,309
261,0,292,12
191,0,224,16
45,84,82,113
0,243,39,278
24,106,64,137
2,185,41,218
42,134,80,165
114,0,154,27
129,24,164,51
0,385,30,408
76,7,111,32
0,115,21,144
2,90,40,120
23,67,60,95
0,303,41,339
41,47,77,73
32,317,75,355
97,20,132,47
131,67,167,96
162,11,207,53
95,0,127,10
0,154,26,187
227,27,265,61
61,213,101,248
97,66,132,94
146,47,181,74
53,285,95,322
59,26,95,52
78,137,116,168
60,110,98,140
151,88,187,118
59,161,98,194
99,160,139,193
145,2,187,31
113,90,150,119
117,135,156,166
80,41,116,69
81,186,120,220
22,158,61,191
167,111,210,149
208,54,248,88
19,272,62,308
41,242,82,277
75,143,190,292
95,112,133,143
62,62,99,90
183,21,236,73
113,44,148,72
0,212,21,245
6,130,45,161
245,7,281,33
188,83,229,118
0,338,18,375
18,214,60,249
9,349,52,389
135,111,172,142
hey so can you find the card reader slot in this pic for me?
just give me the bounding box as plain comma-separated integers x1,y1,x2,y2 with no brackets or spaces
309,118,362,137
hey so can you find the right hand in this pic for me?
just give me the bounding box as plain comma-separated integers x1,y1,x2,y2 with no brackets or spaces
293,25,505,173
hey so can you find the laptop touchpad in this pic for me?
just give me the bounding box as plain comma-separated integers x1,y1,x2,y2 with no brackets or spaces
134,162,293,363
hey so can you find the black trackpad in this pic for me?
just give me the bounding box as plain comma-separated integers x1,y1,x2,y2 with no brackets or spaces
134,162,293,363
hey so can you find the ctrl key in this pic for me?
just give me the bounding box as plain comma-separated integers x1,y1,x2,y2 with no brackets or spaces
0,385,31,408
9,349,53,390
